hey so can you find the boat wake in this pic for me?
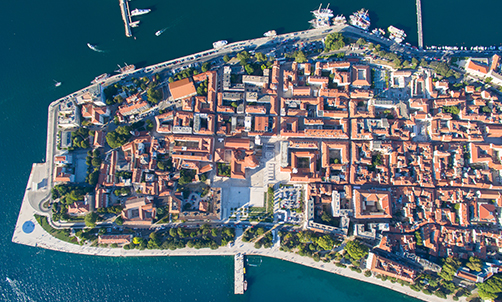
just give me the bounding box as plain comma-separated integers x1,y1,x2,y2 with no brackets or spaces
5,278,35,302
87,43,105,53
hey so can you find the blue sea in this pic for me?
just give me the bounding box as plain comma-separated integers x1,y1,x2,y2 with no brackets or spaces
0,0,499,300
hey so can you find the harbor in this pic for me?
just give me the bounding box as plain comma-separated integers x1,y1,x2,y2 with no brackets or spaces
234,253,247,294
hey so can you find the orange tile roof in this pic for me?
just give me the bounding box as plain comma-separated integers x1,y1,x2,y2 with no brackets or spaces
169,78,197,100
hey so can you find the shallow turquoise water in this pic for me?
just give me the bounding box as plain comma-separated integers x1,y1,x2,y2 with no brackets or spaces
0,0,499,301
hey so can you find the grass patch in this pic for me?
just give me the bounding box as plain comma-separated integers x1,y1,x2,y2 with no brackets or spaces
35,214,78,244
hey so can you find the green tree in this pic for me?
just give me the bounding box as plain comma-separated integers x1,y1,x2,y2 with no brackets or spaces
254,52,267,62
295,50,307,63
91,157,101,167
223,54,230,62
466,256,483,272
147,87,162,104
317,235,335,251
201,62,211,72
115,216,123,225
132,237,143,245
344,240,369,261
324,33,346,52
356,38,366,45
411,57,419,69
439,257,460,281
442,105,460,115
477,275,502,301
84,212,98,228
245,64,254,75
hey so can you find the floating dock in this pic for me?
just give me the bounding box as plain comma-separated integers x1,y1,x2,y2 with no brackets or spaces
119,0,133,38
234,253,247,294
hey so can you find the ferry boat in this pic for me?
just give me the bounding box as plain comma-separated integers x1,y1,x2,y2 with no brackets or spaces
115,63,136,74
333,15,346,24
388,25,406,44
212,40,228,49
309,3,333,28
155,28,167,36
91,73,109,84
130,8,151,16
349,9,371,31
263,30,277,37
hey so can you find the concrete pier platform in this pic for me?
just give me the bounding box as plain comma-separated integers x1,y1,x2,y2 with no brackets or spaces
234,253,246,294
119,0,132,38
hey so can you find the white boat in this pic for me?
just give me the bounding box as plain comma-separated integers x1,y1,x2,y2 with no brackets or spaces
53,80,62,87
87,43,100,52
388,25,406,44
371,28,385,37
130,21,140,28
263,30,277,37
333,15,346,24
349,8,370,31
155,28,167,36
91,73,110,84
309,3,334,28
115,63,136,74
130,8,151,16
213,40,228,49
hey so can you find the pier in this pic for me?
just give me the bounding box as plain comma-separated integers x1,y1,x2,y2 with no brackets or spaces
234,253,246,294
416,0,423,49
119,0,132,38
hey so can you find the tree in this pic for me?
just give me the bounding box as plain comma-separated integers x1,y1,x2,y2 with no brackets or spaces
481,106,492,114
84,212,98,228
466,256,483,272
295,51,307,63
477,275,502,301
442,105,460,116
344,240,369,261
147,87,162,104
254,52,267,62
324,33,346,52
317,235,335,251
439,257,460,281
411,57,419,69
132,237,143,245
223,54,230,62
201,62,211,73
245,64,254,75
91,157,101,167
115,216,123,225
356,38,366,46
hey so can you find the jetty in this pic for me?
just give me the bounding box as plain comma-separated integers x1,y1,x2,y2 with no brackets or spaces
416,0,423,48
234,253,247,294
119,0,133,38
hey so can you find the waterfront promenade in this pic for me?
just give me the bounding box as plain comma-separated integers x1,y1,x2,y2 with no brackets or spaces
13,192,464,302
